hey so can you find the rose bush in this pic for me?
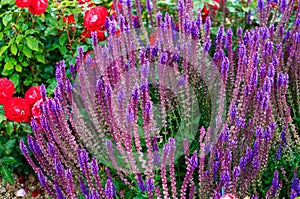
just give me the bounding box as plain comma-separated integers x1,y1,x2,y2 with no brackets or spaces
0,78,15,104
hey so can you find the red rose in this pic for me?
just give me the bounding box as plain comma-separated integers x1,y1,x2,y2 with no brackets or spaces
4,97,31,123
15,0,32,8
111,2,122,10
78,0,90,4
81,29,91,43
25,86,42,108
81,29,106,42
28,0,48,15
0,78,15,105
95,30,106,41
63,15,75,24
31,98,52,128
84,6,108,32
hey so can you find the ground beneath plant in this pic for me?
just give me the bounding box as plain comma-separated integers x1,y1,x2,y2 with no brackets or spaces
0,173,48,199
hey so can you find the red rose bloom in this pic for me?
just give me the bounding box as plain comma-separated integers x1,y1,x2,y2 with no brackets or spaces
81,29,106,42
63,15,75,24
28,0,48,15
31,99,43,121
25,86,42,108
78,0,90,4
0,78,15,105
31,98,52,127
15,0,32,8
84,6,108,32
111,2,122,10
4,97,31,123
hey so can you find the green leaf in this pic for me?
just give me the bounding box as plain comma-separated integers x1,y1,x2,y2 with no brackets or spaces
0,114,6,123
16,35,23,44
10,45,17,55
1,0,14,5
44,26,57,36
59,33,68,46
2,14,12,26
25,29,37,36
4,139,15,154
1,68,14,76
0,32,3,40
36,54,45,63
4,62,13,71
0,157,16,165
24,78,32,86
0,166,14,184
9,74,19,88
15,65,22,72
26,36,39,51
5,123,14,137
0,46,9,57
22,46,32,58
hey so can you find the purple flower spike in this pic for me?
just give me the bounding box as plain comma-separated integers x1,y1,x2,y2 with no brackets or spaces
221,169,231,185
55,157,64,177
272,170,279,195
146,177,154,192
47,142,55,157
190,151,198,169
233,166,240,177
91,158,99,175
37,168,46,187
79,177,89,196
258,0,264,10
280,0,287,13
205,17,211,33
126,105,134,122
137,173,146,194
54,182,66,199
160,51,169,65
221,57,229,76
237,27,243,38
65,169,72,181
105,178,116,197
20,139,29,155
40,84,47,102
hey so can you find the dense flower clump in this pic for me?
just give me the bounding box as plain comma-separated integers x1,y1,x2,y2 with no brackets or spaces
19,0,300,199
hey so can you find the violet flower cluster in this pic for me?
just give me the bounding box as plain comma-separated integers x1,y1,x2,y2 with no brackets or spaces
20,0,300,198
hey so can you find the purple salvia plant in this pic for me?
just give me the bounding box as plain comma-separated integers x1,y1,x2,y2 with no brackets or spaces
20,0,300,198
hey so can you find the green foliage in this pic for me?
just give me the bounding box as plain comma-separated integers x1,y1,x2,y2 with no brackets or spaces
0,106,32,185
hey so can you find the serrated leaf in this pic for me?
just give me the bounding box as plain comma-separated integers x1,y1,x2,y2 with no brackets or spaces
0,114,6,123
11,45,17,55
4,62,13,70
22,46,32,58
4,138,15,154
26,36,39,51
36,54,45,63
2,14,12,26
15,65,22,72
0,45,9,57
0,166,14,184
0,157,16,164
